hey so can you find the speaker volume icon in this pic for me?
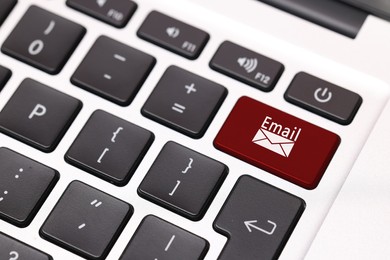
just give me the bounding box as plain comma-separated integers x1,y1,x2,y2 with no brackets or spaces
96,0,107,7
166,27,180,38
237,57,258,73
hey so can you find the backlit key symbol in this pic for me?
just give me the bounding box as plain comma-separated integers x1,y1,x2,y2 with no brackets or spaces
169,180,181,196
9,251,19,260
111,127,124,142
114,54,126,62
78,223,86,229
28,21,56,56
0,191,8,202
29,104,47,119
97,148,110,163
182,41,196,53
165,235,176,251
185,83,196,94
44,20,56,35
153,235,176,260
15,168,23,179
90,199,102,207
182,158,193,174
172,103,186,113
97,0,107,8
103,54,126,80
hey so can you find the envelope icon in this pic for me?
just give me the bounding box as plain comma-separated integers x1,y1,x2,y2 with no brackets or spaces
252,128,295,157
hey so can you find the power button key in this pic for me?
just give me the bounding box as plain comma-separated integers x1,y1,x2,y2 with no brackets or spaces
284,72,362,125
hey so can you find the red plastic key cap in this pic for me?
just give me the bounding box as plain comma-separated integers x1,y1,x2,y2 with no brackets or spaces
214,96,340,189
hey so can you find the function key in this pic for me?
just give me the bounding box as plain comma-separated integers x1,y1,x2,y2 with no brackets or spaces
214,175,305,260
1,5,86,74
0,0,17,26
210,41,284,92
40,181,133,260
0,148,59,227
120,215,209,260
214,96,340,189
0,78,82,152
138,141,228,220
66,110,154,186
284,72,362,125
66,0,137,28
0,65,12,91
142,66,227,138
0,232,51,260
71,36,156,106
137,11,209,59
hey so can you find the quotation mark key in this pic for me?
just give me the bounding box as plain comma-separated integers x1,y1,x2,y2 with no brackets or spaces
90,199,102,207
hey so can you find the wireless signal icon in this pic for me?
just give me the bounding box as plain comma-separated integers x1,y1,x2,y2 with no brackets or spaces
237,57,258,73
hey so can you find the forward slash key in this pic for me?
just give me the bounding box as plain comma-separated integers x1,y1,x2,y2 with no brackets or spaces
78,223,86,229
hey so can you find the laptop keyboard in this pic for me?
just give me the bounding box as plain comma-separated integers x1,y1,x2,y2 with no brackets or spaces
0,0,388,259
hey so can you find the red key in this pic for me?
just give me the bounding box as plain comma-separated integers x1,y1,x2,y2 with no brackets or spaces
214,96,340,189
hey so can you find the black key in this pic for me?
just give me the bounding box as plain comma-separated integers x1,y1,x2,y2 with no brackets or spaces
257,0,367,38
214,175,305,260
0,148,58,227
341,0,390,22
67,0,137,28
1,5,86,74
40,181,132,260
142,66,227,138
137,11,209,59
284,72,362,125
210,41,284,92
0,65,12,91
0,78,82,152
0,232,51,260
120,215,209,260
138,141,228,220
71,35,155,106
0,0,17,26
66,110,154,186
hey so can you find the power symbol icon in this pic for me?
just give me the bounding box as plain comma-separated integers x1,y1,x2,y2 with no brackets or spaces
314,87,332,103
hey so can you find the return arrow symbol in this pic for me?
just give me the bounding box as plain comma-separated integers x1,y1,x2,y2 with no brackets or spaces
244,219,277,235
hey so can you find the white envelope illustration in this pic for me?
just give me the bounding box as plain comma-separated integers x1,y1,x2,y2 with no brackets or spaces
252,128,295,157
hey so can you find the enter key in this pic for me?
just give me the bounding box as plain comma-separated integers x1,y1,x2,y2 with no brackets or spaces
214,175,305,260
